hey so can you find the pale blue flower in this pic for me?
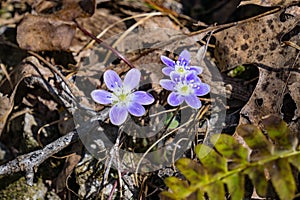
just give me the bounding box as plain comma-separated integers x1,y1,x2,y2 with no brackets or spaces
161,49,203,76
91,69,154,125
160,72,210,109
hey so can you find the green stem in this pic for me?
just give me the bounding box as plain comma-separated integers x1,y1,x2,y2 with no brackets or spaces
187,150,300,196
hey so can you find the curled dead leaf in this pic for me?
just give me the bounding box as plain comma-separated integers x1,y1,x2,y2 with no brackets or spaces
16,0,95,51
17,14,76,51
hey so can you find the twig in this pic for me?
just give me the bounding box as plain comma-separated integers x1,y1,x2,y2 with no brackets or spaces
200,31,213,63
189,7,281,36
28,51,77,102
74,20,136,69
108,178,118,200
0,69,109,186
0,62,13,90
102,127,124,186
0,130,78,186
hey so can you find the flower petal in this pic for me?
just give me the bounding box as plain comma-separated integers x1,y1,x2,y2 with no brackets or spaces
189,66,203,75
185,72,201,83
178,49,190,66
91,90,113,104
160,79,176,91
167,92,184,107
128,102,146,116
185,94,202,109
109,104,128,125
170,72,181,83
104,70,122,91
162,67,174,76
194,83,210,96
124,68,141,91
132,91,154,105
161,55,175,68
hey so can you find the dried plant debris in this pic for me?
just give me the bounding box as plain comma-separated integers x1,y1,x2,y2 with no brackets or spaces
1,0,300,199
0,57,62,153
17,14,77,51
0,94,12,137
214,8,299,70
16,0,95,51
239,0,299,6
73,7,127,48
54,142,82,193
24,0,95,19
214,6,300,132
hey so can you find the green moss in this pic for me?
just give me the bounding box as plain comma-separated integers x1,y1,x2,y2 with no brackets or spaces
227,65,246,77
0,176,47,199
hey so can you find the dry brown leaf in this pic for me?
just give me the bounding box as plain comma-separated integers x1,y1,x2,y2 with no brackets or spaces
55,142,82,193
16,0,95,51
17,14,76,51
215,9,299,70
0,56,56,134
0,56,55,136
0,94,13,136
54,0,95,21
26,0,95,19
214,8,300,132
10,56,53,86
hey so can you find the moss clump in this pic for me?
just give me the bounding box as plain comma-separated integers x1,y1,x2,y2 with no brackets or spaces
0,176,47,200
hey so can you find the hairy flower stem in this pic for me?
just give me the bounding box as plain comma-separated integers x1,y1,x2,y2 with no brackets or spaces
74,20,135,69
163,106,180,132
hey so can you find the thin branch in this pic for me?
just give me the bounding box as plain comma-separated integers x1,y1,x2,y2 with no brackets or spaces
0,130,78,186
74,20,136,69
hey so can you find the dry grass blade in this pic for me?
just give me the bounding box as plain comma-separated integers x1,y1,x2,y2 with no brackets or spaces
0,63,13,90
81,12,163,52
103,12,164,64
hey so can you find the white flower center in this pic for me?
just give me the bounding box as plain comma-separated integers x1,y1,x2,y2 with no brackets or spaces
112,88,133,105
175,82,193,96
175,61,186,74
118,93,128,102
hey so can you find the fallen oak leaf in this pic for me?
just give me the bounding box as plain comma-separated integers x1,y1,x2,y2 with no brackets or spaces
214,7,300,132
17,14,76,51
16,0,95,51
214,8,299,70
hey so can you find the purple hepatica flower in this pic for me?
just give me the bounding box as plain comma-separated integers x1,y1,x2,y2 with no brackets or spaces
161,49,203,76
91,69,154,126
160,72,210,109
